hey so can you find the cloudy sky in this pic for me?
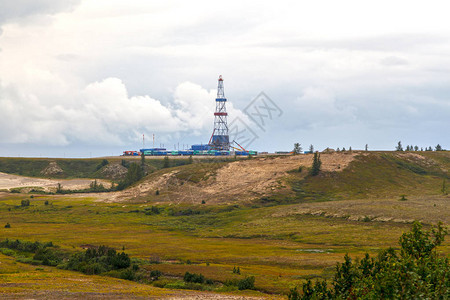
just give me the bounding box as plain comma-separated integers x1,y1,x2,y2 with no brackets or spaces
0,0,448,157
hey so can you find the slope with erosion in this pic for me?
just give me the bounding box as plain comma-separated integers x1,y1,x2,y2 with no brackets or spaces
106,153,357,204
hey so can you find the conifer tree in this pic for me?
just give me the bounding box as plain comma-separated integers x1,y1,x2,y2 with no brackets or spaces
310,152,321,176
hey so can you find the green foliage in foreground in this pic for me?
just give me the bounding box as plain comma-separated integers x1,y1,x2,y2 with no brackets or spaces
289,222,449,299
0,239,133,277
65,245,131,275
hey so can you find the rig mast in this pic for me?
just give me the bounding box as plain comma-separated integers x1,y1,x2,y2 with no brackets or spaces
209,75,230,151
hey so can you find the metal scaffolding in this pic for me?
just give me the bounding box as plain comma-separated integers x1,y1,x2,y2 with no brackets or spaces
209,75,230,150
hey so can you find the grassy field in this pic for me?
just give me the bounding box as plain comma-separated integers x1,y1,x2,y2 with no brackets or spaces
0,151,448,298
0,194,448,296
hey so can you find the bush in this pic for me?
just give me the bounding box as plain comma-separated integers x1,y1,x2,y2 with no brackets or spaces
150,269,162,280
66,245,131,275
119,268,136,280
163,156,170,168
21,199,30,207
184,271,205,284
145,206,160,215
4,223,11,228
96,159,109,170
238,276,255,290
0,248,15,256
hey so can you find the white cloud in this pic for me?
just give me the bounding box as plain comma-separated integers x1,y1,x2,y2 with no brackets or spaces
0,77,241,147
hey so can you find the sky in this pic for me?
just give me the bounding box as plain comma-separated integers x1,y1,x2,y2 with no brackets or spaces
0,0,449,157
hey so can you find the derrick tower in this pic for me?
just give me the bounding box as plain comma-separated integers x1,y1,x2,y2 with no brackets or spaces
209,75,230,150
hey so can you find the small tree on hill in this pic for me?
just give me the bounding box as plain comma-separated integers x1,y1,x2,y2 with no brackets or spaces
435,144,443,151
414,145,419,151
309,144,314,153
293,143,302,155
396,141,403,151
163,156,170,168
365,144,368,151
56,183,63,194
310,152,321,176
141,152,146,171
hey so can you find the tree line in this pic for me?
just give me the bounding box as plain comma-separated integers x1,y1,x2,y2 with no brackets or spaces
396,141,444,151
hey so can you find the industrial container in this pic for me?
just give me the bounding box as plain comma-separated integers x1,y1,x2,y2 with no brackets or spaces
191,144,211,151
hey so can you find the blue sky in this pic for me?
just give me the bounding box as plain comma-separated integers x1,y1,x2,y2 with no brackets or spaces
0,0,448,157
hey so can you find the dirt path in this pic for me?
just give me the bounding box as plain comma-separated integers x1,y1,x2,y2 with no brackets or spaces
0,172,110,192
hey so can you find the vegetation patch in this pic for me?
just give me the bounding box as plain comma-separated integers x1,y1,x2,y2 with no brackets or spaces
289,222,449,299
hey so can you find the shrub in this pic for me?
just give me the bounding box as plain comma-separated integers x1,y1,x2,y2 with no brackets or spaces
0,248,15,256
184,271,205,284
150,270,162,280
238,276,255,290
119,268,136,280
96,159,109,170
21,199,30,207
66,245,131,275
163,156,170,168
4,223,11,228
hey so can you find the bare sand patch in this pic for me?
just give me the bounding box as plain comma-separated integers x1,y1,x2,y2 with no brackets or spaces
0,172,110,192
